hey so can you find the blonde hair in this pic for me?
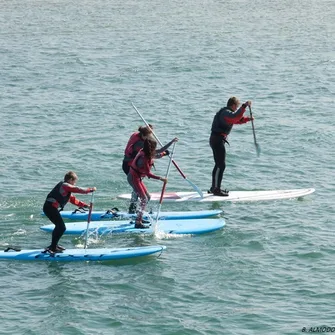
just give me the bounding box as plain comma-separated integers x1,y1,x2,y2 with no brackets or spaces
227,97,240,108
64,171,78,182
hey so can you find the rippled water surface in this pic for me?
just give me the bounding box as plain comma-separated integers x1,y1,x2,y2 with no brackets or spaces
1,0,334,334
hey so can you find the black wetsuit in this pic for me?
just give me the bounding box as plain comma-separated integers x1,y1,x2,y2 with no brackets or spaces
209,105,249,191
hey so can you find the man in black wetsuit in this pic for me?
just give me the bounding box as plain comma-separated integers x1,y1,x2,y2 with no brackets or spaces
209,97,253,196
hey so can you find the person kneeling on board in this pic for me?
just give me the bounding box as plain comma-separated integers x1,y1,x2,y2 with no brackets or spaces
43,171,96,254
128,138,177,228
122,124,176,214
209,97,253,196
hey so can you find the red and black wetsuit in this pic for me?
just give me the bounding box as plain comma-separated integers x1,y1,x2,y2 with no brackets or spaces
122,132,145,175
43,181,92,251
122,132,172,175
127,150,164,222
122,132,174,213
209,104,250,192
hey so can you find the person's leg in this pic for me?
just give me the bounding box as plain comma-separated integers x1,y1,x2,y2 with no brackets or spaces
122,160,130,175
123,163,138,213
128,191,138,214
43,202,66,251
210,135,228,196
135,182,150,228
127,174,149,228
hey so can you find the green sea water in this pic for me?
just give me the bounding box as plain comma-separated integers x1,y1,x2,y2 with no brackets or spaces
0,0,334,334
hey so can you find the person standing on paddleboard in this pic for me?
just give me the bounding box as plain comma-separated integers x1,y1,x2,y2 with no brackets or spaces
128,137,177,228
122,125,176,213
43,171,96,254
209,97,253,196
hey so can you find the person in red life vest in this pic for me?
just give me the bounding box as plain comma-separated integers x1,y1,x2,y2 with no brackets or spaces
128,137,178,228
209,97,253,196
43,171,96,254
122,125,177,213
122,125,154,176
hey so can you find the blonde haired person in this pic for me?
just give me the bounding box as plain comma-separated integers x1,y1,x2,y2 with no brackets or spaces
43,171,96,254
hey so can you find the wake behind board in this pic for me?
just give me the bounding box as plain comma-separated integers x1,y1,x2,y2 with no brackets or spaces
43,209,223,221
40,218,225,236
0,246,166,262
117,188,315,202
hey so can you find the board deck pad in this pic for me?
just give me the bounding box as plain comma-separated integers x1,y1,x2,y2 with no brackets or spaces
0,246,166,262
40,218,225,236
117,188,315,202
44,209,223,221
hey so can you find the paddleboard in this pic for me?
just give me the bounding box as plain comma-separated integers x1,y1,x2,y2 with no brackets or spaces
40,218,225,235
43,209,223,221
0,246,166,262
117,188,315,202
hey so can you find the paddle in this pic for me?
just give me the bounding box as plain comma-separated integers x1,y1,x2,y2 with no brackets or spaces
84,190,95,250
154,141,176,230
248,106,261,157
131,102,203,198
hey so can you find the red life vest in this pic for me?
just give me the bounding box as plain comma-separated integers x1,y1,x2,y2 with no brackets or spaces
130,150,154,178
124,132,144,162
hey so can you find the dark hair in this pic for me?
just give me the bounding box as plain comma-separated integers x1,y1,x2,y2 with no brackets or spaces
227,97,240,108
138,125,153,139
143,138,157,159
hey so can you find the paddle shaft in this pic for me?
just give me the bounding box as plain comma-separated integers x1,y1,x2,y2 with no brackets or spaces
84,191,95,249
131,103,203,198
155,141,176,223
248,106,261,156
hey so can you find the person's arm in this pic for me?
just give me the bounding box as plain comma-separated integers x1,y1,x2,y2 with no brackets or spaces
156,137,178,154
62,183,93,195
223,105,246,124
69,195,88,207
154,151,168,159
222,101,251,124
63,183,94,207
140,158,162,180
236,116,253,124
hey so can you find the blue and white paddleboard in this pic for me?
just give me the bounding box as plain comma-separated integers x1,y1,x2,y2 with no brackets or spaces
117,188,315,202
43,209,223,221
0,246,166,262
40,218,225,235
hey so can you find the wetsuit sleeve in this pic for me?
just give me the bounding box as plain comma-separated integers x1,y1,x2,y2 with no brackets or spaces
236,116,251,124
156,138,175,154
223,105,248,124
147,172,161,180
154,151,165,159
69,195,88,207
62,183,92,194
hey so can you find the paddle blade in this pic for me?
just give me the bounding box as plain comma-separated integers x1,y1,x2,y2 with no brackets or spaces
255,143,261,157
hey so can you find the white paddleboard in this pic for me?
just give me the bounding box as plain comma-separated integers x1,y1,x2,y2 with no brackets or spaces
117,188,315,202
